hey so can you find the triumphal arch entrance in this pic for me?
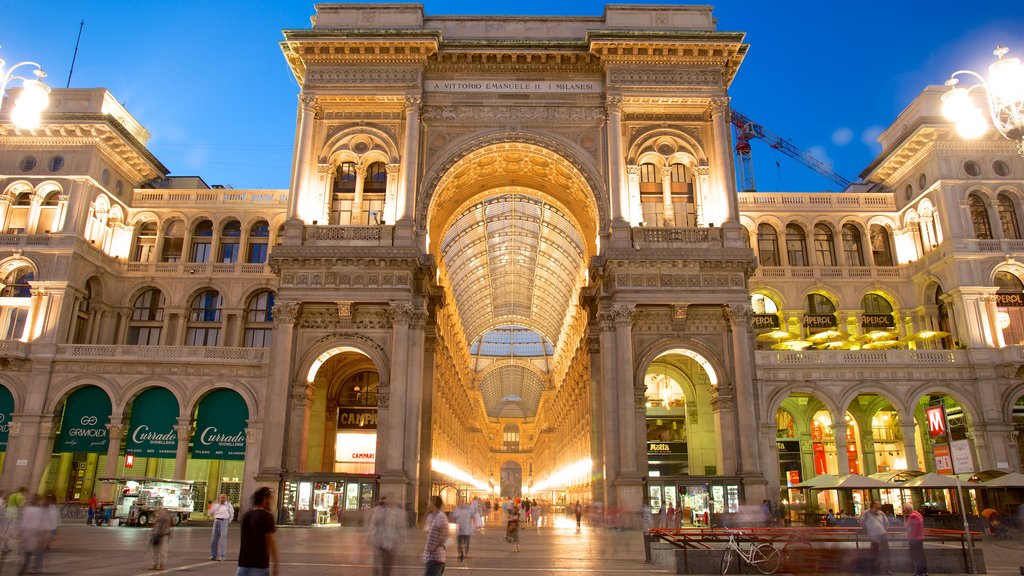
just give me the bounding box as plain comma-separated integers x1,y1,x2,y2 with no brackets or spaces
262,3,764,523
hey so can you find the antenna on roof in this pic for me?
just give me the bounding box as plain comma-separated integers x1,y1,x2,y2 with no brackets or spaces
66,20,85,88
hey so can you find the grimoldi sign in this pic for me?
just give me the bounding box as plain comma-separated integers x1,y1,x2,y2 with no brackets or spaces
861,314,896,328
424,79,604,94
337,408,377,430
802,314,838,328
55,386,111,453
996,292,1024,307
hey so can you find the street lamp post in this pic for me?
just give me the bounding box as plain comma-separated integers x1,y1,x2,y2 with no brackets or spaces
942,46,1024,157
0,46,51,129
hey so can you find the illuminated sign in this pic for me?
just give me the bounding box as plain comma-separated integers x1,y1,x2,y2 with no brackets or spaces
926,406,947,437
802,314,837,328
335,432,377,463
861,314,895,328
125,455,134,469
646,442,686,454
996,292,1024,307
337,408,377,430
752,314,780,329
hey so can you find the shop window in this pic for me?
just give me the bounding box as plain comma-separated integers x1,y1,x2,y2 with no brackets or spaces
186,289,222,346
645,368,689,477
997,194,1020,240
243,291,275,348
128,288,165,345
813,224,837,267
190,220,214,263
870,408,906,472
785,223,808,267
804,293,837,336
247,221,270,264
219,220,241,263
757,224,780,267
968,194,992,239
869,225,894,266
842,224,865,266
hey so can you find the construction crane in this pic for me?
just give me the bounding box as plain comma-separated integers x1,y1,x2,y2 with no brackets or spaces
730,107,852,191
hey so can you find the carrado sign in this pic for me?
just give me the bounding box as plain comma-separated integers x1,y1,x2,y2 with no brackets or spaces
190,389,247,460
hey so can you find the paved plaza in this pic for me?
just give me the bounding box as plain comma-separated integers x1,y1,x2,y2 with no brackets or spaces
4,516,1023,576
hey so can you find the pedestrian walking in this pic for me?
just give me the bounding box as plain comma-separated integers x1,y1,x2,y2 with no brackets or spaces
506,505,521,552
4,487,26,553
451,501,474,562
367,497,401,576
148,506,172,571
209,493,234,561
17,496,49,575
237,486,278,576
574,501,583,530
903,503,927,576
87,494,98,526
859,501,891,575
423,495,448,576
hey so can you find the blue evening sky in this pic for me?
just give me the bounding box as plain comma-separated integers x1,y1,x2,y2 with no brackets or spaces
3,1,1022,192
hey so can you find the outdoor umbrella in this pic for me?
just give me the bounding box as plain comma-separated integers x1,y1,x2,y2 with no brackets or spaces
771,340,813,351
756,330,800,343
981,472,1024,488
792,474,840,489
823,474,901,490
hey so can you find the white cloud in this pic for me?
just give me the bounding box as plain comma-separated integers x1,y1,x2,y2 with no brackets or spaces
861,126,885,155
808,145,834,169
831,127,854,146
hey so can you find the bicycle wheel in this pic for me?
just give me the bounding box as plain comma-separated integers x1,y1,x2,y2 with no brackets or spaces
720,548,735,575
751,543,781,575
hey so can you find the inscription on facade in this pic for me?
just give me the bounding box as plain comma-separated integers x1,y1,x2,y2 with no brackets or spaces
424,80,603,93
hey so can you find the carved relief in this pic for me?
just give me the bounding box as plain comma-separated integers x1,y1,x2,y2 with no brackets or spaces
608,68,723,87
272,302,301,326
422,106,605,124
307,68,419,85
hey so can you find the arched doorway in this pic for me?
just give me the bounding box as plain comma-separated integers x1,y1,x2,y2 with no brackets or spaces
43,385,112,500
500,461,523,499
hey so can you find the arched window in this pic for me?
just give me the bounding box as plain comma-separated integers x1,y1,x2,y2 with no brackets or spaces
862,293,894,315
1,267,32,340
133,221,158,263
333,162,357,193
71,281,94,344
190,219,214,263
669,163,696,227
503,424,521,452
363,162,388,224
804,293,837,336
128,288,165,345
996,271,1024,346
814,224,837,267
331,162,358,224
842,224,865,266
186,289,222,346
243,291,275,348
869,225,894,266
219,219,241,263
997,194,1020,240
757,224,781,266
786,224,809,267
36,191,61,233
639,163,663,226
3,193,31,234
247,221,270,264
968,194,992,239
160,220,184,262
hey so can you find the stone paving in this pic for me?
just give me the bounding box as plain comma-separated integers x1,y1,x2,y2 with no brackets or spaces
3,516,1021,576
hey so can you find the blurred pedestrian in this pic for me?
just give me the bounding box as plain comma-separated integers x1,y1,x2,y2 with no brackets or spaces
4,487,26,553
506,504,521,552
149,506,172,571
423,495,448,576
209,493,233,561
87,493,98,526
451,501,474,562
17,495,48,575
860,501,890,575
903,503,927,576
367,497,401,576
574,501,583,530
237,486,278,576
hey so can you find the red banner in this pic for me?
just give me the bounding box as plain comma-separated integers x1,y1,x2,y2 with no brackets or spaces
787,470,801,486
926,406,947,437
812,443,827,475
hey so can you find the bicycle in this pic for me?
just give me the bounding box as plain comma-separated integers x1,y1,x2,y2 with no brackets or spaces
720,530,781,575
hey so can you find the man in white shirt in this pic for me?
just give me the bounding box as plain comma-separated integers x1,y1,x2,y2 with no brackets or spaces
208,494,233,561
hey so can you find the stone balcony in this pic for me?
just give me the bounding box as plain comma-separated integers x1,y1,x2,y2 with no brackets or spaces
738,192,896,212
754,348,964,366
302,225,395,247
120,261,272,276
753,265,904,281
55,344,268,365
0,339,28,359
0,234,53,248
131,189,287,208
630,226,724,250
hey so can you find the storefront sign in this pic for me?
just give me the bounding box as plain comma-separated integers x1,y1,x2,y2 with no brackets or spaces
191,389,247,460
933,444,953,475
55,386,111,453
950,439,975,474
647,442,686,454
337,408,378,430
777,439,801,454
861,314,895,328
335,432,376,463
996,292,1024,307
926,406,947,437
126,388,179,458
812,443,827,475
752,314,780,329
787,470,801,486
802,314,837,328
0,385,13,451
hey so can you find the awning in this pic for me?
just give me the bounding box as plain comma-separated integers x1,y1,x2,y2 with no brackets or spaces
126,388,180,458
0,385,13,451
191,389,248,460
55,386,111,453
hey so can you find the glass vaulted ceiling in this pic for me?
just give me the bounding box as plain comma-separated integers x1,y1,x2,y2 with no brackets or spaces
440,191,587,418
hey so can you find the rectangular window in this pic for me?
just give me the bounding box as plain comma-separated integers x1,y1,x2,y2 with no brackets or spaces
186,327,219,347
244,329,272,348
641,196,664,226
190,242,211,263
128,326,161,346
247,243,269,264
815,237,837,267
219,242,239,263
3,307,28,340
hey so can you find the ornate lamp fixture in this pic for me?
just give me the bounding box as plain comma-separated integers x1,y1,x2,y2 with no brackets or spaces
942,46,1024,156
1,46,51,129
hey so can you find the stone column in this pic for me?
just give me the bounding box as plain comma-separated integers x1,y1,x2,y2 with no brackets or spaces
384,164,401,226
899,422,920,471
661,166,675,226
397,96,421,227
606,97,628,227
59,179,91,235
259,301,300,476
709,98,738,225
597,311,620,509
586,333,608,507
240,424,263,514
711,388,735,475
725,304,760,476
762,423,782,499
315,164,333,225
288,94,318,222
285,383,313,473
351,163,367,225
626,165,642,226
379,302,411,506
694,165,711,227
98,421,125,499
612,304,637,475
404,307,427,510
833,421,850,476
173,421,193,480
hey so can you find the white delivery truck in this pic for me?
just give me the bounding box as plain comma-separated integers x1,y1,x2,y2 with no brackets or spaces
100,477,195,526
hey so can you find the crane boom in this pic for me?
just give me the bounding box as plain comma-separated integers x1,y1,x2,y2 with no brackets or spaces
730,107,852,190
